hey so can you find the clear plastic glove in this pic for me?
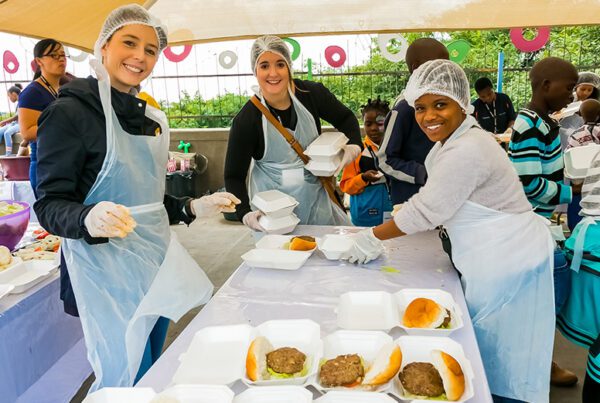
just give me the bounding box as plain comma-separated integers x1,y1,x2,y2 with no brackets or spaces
191,192,241,218
335,144,362,176
346,228,385,264
242,210,265,232
84,201,136,238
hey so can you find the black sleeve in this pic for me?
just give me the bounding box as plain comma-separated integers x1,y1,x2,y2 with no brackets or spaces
34,101,104,244
224,102,263,221
163,194,194,225
308,81,362,148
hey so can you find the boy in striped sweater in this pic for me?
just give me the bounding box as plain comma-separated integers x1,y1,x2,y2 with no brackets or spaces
509,56,581,388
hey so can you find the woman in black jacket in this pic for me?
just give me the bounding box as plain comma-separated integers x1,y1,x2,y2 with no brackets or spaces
225,36,362,230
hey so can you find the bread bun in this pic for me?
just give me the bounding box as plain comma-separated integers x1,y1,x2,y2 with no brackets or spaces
431,350,465,401
289,237,316,251
363,343,402,385
245,336,273,381
0,246,12,267
403,298,446,329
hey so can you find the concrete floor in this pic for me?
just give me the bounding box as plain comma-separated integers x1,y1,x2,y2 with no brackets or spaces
72,215,587,402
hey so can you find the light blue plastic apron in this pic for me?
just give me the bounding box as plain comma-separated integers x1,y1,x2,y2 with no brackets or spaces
249,90,350,226
429,116,555,402
62,60,213,391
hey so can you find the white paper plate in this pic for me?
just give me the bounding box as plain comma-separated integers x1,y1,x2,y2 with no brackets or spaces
0,284,15,300
305,132,349,156
242,319,322,386
258,214,300,235
234,386,312,403
395,289,464,336
83,387,156,403
314,391,397,402
337,291,399,331
251,190,297,214
0,259,57,293
317,235,354,260
392,336,475,402
157,384,234,403
242,249,312,271
564,144,600,179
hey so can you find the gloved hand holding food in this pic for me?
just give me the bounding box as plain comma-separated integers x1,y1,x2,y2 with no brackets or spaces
335,144,362,176
346,227,385,264
84,201,136,238
191,192,241,217
242,210,265,232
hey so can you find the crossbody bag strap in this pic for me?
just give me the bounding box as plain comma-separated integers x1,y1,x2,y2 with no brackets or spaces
250,95,344,210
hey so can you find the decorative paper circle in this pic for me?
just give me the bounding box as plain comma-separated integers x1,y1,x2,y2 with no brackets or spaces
283,37,301,61
67,48,89,62
446,40,471,63
30,60,38,72
3,50,19,74
377,34,408,63
510,27,550,52
218,50,238,69
163,45,192,63
324,45,346,68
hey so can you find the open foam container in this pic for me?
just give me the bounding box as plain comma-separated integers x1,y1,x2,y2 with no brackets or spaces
314,391,397,402
564,144,600,179
234,386,313,403
82,388,157,403
172,320,322,388
0,259,58,293
337,289,464,335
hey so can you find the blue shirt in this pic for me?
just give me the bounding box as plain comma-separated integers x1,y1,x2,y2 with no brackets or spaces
18,81,57,163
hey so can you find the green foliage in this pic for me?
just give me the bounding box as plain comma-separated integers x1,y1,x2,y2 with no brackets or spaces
164,91,249,128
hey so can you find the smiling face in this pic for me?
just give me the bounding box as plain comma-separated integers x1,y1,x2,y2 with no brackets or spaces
101,24,159,93
414,94,466,144
256,51,290,100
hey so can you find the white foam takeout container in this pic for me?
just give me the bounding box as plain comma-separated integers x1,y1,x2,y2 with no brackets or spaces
0,284,15,300
305,132,349,156
82,388,156,403
314,391,397,402
234,386,312,403
173,320,322,388
312,330,395,393
305,149,344,164
251,190,298,215
258,214,301,235
305,159,339,177
255,234,319,253
391,336,475,403
156,384,234,403
564,144,600,179
241,248,312,271
0,259,58,293
317,234,354,260
337,289,463,336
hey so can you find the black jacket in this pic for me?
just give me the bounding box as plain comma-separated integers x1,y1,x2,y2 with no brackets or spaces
34,76,195,315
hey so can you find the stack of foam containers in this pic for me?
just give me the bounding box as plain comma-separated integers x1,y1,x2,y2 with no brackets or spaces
304,132,349,177
251,190,300,234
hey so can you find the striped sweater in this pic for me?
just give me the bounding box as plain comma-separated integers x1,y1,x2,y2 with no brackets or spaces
508,109,572,217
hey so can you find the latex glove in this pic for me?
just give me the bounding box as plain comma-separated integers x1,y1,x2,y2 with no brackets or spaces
191,192,241,218
361,170,384,183
346,228,385,264
84,201,136,238
242,210,265,232
335,144,362,176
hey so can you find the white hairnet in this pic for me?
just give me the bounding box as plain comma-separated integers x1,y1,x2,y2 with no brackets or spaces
250,35,292,77
577,71,600,89
580,150,600,217
94,4,168,59
404,59,474,114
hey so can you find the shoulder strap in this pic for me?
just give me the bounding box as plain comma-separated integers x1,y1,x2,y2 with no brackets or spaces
250,95,344,210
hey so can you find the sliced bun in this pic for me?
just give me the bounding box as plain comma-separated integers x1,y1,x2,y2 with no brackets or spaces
431,350,466,401
0,246,12,266
363,343,402,385
289,237,317,251
403,298,446,329
245,336,273,381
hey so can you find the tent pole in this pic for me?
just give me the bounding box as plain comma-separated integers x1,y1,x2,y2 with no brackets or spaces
497,51,505,93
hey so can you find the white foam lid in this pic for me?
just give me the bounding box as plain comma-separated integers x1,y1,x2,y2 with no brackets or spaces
82,388,156,403
318,235,354,260
314,391,397,402
564,144,600,179
337,291,399,331
157,384,234,403
251,190,297,213
234,386,312,403
305,132,349,156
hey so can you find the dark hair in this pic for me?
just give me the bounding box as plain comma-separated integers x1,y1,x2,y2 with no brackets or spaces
32,38,62,80
8,83,22,95
361,97,390,117
474,77,493,93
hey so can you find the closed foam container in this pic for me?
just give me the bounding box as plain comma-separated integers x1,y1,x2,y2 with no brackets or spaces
0,259,58,293
336,289,463,336
305,132,349,156
314,391,397,402
305,149,344,164
312,330,394,393
82,388,156,403
241,248,312,271
251,190,298,214
564,144,600,179
305,159,339,177
317,234,354,260
234,386,312,403
157,384,234,403
258,214,300,235
172,320,322,388
391,336,475,403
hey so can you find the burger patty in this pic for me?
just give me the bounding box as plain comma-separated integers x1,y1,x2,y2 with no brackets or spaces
399,362,445,397
319,354,364,387
266,347,306,374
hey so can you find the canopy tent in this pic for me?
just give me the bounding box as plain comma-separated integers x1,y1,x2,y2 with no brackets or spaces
0,0,599,51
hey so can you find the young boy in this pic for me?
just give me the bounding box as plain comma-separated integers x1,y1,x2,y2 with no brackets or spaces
340,98,392,226
567,98,600,149
472,77,517,134
508,56,580,387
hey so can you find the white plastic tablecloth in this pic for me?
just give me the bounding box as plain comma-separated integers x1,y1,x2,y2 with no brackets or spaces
138,226,493,402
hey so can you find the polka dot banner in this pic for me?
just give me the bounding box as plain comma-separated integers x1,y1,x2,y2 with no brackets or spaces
324,45,346,68
163,45,192,63
510,27,551,52
283,37,301,61
378,34,408,63
3,50,19,74
218,50,238,69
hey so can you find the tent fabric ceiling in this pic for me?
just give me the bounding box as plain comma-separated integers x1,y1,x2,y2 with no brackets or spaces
0,0,599,51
